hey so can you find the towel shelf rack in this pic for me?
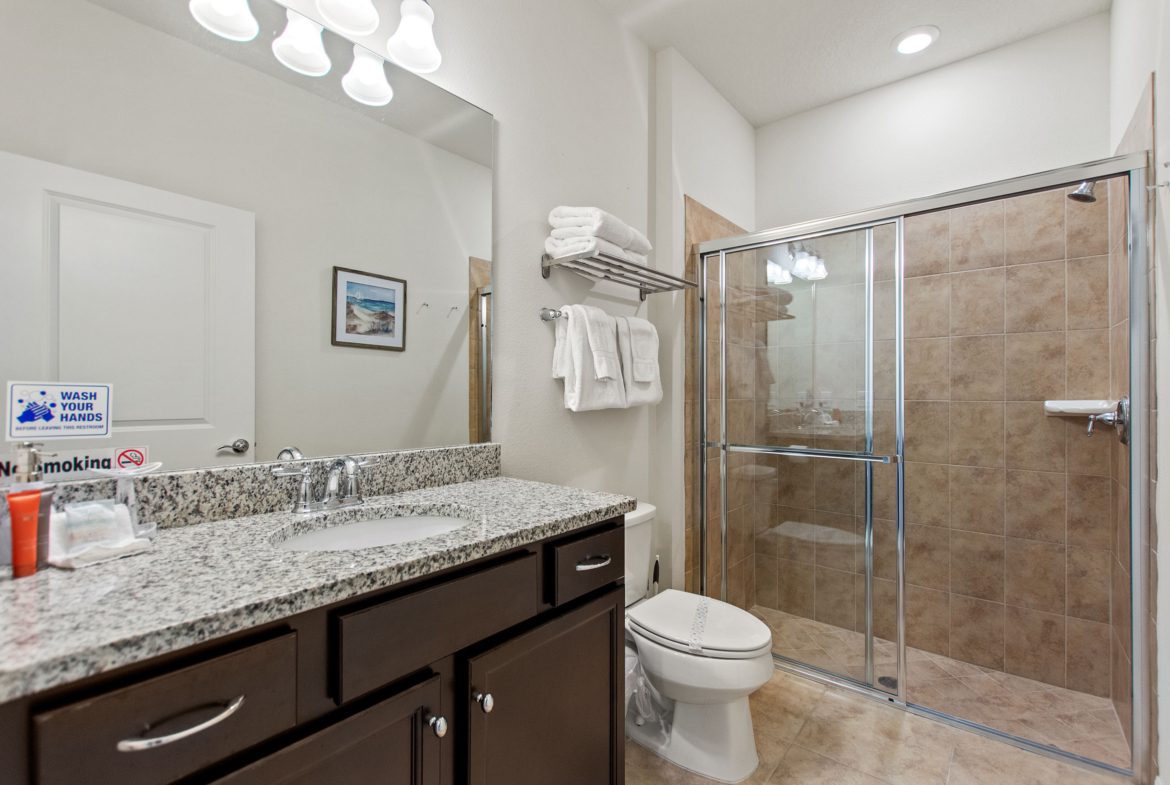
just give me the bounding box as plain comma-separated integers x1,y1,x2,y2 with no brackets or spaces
541,251,697,300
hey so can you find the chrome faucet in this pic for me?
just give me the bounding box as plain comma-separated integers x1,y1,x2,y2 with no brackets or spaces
271,456,371,514
323,456,371,508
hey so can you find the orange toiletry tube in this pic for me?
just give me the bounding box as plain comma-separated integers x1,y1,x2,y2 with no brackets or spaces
7,489,42,578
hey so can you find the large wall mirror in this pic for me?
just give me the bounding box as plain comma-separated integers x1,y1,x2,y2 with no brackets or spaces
0,0,494,473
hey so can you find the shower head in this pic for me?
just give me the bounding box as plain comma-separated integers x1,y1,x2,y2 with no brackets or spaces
1069,181,1097,203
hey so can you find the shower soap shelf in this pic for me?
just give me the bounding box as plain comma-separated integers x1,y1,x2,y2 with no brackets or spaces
541,250,696,301
1044,399,1118,416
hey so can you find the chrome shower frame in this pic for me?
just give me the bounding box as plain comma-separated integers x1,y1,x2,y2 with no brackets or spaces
697,151,1152,782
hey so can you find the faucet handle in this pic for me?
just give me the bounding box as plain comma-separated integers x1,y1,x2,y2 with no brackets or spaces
271,464,316,514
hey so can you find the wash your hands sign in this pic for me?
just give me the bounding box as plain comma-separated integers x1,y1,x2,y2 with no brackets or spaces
6,382,113,441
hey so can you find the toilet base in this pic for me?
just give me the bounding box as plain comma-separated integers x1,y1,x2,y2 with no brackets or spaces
626,695,759,783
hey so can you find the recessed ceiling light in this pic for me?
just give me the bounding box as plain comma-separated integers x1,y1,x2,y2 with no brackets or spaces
893,25,940,55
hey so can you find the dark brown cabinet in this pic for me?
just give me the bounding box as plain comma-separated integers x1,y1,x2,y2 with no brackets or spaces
465,588,624,785
0,518,625,785
212,676,443,785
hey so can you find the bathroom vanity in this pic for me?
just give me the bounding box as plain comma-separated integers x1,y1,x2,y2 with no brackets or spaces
0,449,633,785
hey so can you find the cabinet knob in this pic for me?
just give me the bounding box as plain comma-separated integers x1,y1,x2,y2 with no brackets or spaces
428,714,448,738
474,691,495,714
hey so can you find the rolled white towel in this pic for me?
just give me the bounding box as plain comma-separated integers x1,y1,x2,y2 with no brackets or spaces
548,206,653,255
545,235,648,267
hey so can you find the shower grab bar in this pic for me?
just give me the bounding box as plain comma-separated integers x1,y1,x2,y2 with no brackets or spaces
725,444,898,464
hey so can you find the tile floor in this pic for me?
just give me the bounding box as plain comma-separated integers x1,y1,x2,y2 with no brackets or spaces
753,606,1130,769
626,668,1131,785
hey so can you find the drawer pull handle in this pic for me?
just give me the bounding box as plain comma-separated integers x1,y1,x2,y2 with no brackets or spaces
575,554,612,572
116,695,245,752
474,692,495,713
428,714,448,738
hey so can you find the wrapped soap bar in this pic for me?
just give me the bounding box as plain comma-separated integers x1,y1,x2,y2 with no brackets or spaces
48,500,150,569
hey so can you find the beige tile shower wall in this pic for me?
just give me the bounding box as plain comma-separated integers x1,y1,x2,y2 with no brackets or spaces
891,183,1122,697
682,197,746,599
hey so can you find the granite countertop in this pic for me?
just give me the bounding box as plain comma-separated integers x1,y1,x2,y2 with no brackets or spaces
0,477,635,704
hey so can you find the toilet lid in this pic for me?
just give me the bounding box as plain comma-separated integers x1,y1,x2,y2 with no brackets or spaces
626,589,772,659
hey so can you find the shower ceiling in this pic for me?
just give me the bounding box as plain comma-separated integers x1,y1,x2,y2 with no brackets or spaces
600,0,1111,125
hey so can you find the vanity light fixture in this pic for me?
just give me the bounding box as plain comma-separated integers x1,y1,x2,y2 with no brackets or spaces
343,46,395,106
317,0,381,37
386,0,442,74
188,0,259,42
893,25,940,55
273,8,332,77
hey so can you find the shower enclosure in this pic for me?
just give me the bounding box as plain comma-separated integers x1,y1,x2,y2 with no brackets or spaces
696,154,1150,779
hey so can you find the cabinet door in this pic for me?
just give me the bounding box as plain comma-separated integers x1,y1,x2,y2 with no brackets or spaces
466,588,623,785
212,676,444,785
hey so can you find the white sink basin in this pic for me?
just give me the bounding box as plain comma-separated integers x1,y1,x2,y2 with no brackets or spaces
277,515,473,552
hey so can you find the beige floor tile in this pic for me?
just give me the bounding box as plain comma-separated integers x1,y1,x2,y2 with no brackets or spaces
766,745,889,785
743,607,1130,775
625,734,788,785
750,671,826,743
627,660,1131,785
948,734,1126,785
795,689,957,785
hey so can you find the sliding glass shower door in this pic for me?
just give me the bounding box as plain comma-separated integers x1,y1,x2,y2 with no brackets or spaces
701,220,903,695
697,154,1150,777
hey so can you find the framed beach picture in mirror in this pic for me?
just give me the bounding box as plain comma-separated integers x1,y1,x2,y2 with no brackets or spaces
331,267,407,352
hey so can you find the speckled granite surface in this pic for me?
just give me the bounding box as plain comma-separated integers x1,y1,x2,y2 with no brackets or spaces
54,443,502,529
0,476,633,704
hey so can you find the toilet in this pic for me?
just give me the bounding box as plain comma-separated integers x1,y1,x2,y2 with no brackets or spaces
623,503,774,783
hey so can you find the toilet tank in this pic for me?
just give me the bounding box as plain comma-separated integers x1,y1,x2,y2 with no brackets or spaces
624,502,655,607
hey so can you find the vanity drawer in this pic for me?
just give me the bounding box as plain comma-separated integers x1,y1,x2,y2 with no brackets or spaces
33,633,297,785
335,553,539,703
549,523,625,605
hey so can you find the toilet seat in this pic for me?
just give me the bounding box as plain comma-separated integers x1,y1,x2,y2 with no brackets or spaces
626,589,772,660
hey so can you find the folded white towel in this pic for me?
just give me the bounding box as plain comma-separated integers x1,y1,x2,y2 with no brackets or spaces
617,316,662,407
559,305,627,411
549,206,653,255
545,235,648,267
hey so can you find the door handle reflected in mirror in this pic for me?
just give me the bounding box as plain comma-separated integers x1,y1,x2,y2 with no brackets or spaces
217,438,250,455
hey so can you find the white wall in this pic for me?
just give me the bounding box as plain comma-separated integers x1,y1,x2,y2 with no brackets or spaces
755,14,1112,229
0,0,490,463
1111,0,1163,149
413,1,655,501
651,48,756,587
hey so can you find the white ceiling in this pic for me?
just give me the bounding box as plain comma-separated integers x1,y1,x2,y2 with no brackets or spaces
600,0,1112,126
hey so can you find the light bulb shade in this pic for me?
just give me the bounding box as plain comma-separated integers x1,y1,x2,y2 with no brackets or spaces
273,9,331,77
317,0,380,36
766,259,792,285
386,0,442,74
790,249,819,280
189,0,259,42
343,46,394,106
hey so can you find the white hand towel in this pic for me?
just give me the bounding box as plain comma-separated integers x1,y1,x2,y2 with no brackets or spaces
552,303,572,380
560,305,627,411
580,305,621,381
617,316,662,406
548,206,653,255
544,235,648,267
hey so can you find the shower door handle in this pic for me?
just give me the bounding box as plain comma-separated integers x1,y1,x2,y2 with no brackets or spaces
727,445,898,464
